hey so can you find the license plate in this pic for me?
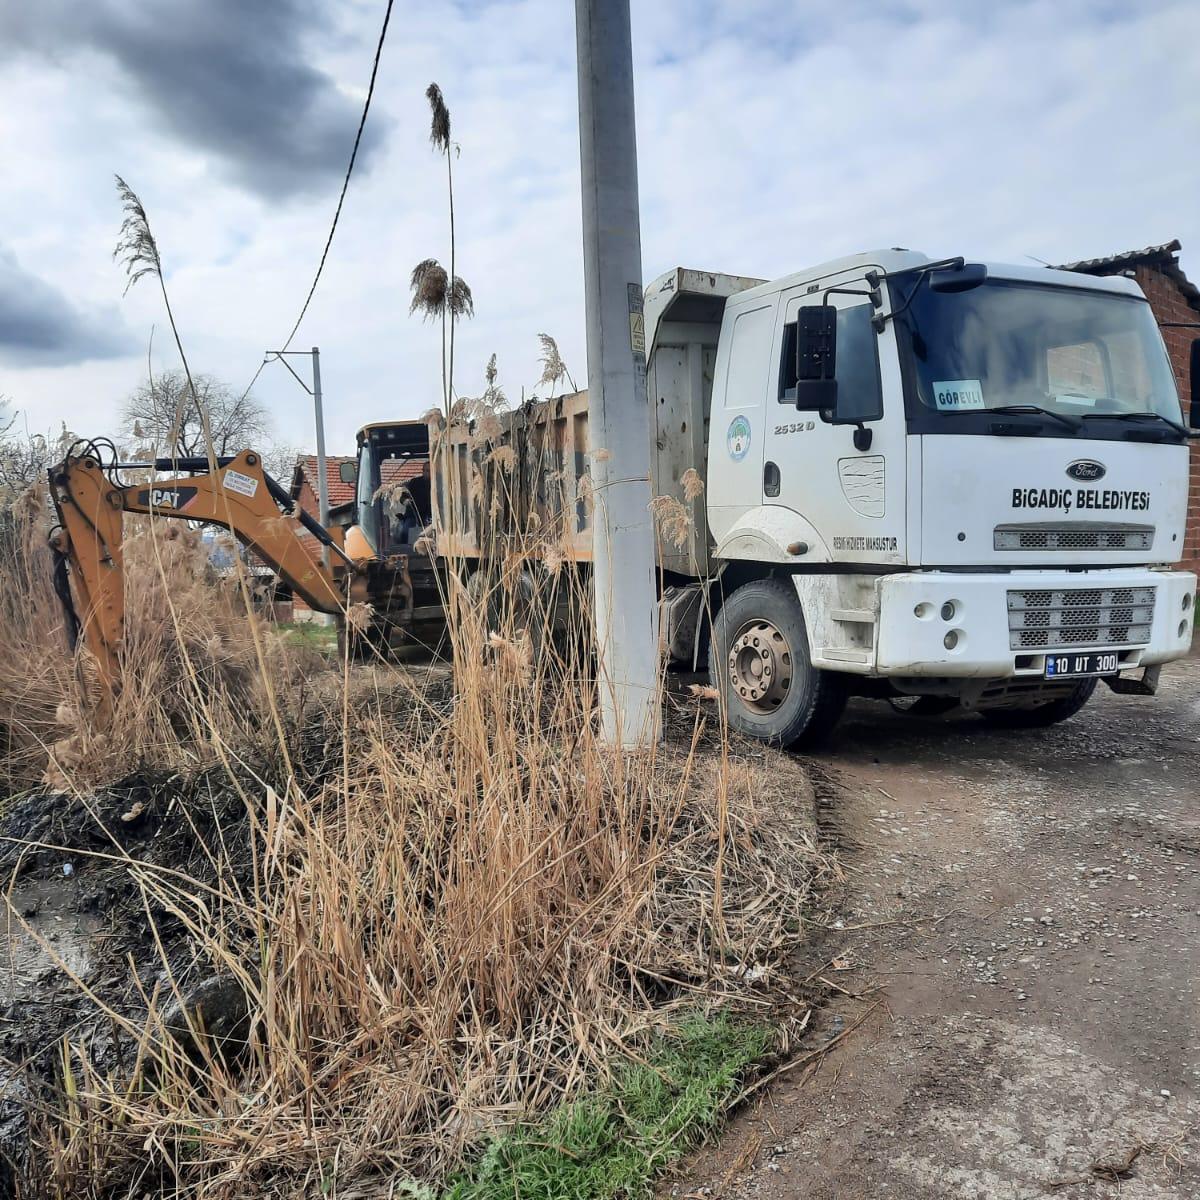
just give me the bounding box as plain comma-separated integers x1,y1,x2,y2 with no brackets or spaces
1044,651,1120,679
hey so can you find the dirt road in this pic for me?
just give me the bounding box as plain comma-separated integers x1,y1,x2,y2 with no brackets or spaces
676,655,1200,1199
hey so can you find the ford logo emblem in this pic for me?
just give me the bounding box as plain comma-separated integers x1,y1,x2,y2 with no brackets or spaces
1066,459,1106,482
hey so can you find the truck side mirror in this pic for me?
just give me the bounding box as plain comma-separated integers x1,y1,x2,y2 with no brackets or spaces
795,305,838,410
830,381,884,427
339,460,357,486
1190,337,1200,429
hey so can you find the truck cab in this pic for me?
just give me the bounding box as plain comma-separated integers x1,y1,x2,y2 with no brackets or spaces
644,253,1197,743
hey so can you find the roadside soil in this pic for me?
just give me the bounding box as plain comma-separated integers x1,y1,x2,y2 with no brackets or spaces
672,654,1200,1199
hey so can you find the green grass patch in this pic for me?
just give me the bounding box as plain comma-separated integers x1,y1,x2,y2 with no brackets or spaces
276,620,338,652
443,1014,771,1200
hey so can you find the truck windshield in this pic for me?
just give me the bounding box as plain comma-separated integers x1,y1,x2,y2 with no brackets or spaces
892,277,1180,432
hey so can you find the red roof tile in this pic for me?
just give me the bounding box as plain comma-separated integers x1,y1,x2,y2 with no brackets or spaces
291,455,426,515
292,455,356,510
381,458,425,487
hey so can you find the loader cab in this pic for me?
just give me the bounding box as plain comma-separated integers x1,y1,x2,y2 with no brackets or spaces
345,420,431,561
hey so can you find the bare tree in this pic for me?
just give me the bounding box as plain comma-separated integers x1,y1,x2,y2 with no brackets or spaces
261,441,303,487
123,370,271,459
0,418,78,518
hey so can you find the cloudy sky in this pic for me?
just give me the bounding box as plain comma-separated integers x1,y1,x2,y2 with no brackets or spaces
1,0,1198,457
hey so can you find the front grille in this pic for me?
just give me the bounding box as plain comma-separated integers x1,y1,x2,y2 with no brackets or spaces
1007,585,1155,650
994,523,1153,552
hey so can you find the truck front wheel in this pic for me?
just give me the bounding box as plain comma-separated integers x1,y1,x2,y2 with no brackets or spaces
979,678,1097,728
708,578,847,748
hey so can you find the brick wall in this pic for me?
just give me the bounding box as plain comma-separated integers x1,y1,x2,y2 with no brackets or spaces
1131,264,1200,574
295,477,319,520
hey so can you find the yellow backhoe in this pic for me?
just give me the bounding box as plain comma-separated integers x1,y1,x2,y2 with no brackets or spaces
46,429,435,695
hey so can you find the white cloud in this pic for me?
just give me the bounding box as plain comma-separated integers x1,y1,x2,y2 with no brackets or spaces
0,0,1197,454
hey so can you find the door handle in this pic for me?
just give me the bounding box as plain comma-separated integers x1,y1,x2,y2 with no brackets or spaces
763,460,780,498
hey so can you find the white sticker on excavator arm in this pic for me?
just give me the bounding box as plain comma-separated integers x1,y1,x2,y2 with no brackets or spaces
222,468,259,498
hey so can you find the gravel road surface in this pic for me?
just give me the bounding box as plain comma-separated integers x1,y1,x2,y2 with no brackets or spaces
674,654,1200,1199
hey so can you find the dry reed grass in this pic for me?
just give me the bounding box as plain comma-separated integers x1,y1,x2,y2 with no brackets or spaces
0,487,313,794
5,399,833,1199
15,512,832,1199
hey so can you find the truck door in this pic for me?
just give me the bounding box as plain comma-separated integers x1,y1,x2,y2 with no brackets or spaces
766,287,906,565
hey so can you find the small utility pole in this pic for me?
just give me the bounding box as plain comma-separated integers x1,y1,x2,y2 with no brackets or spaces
309,347,330,533
575,0,660,747
265,346,333,617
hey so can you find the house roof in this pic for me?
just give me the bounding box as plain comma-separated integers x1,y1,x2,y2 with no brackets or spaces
381,457,424,487
1057,239,1200,313
290,455,427,512
290,455,356,508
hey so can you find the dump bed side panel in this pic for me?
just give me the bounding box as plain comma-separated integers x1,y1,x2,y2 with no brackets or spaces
430,391,596,563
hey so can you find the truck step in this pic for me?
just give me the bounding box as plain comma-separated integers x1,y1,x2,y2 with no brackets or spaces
830,609,876,625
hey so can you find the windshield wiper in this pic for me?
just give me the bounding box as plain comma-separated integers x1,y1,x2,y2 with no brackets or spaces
987,404,1081,432
1083,411,1197,439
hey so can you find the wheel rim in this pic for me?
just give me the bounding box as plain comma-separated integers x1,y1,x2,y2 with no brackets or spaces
728,619,793,713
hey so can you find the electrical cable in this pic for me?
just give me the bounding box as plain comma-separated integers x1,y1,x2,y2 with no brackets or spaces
280,0,395,352
232,0,395,403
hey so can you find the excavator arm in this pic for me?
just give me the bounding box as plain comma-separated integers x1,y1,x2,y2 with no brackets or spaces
48,446,354,690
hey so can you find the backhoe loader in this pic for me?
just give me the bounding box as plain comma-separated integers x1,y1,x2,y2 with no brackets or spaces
47,427,438,696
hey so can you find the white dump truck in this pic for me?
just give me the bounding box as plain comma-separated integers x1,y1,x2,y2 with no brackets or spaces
371,250,1200,745
646,251,1197,742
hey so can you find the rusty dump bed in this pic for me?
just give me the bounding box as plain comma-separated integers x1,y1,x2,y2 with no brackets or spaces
430,390,597,563
425,270,770,578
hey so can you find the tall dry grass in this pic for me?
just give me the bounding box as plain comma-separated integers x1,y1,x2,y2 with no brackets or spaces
17,490,832,1198
0,488,312,794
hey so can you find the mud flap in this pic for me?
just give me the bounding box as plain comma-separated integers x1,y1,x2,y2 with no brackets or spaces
1103,665,1161,696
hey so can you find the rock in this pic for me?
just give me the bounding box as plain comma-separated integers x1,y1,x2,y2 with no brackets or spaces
162,975,252,1063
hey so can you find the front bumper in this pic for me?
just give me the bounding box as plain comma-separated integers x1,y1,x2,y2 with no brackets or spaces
873,568,1196,678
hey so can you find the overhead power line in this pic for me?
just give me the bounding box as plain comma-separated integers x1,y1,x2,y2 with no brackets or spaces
281,0,396,352
234,0,395,407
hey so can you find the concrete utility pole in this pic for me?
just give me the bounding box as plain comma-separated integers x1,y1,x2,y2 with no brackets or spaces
265,347,330,530
575,0,660,747
309,347,330,534
265,346,333,615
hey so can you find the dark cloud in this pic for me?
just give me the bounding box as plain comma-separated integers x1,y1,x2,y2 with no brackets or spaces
5,0,387,200
0,247,131,366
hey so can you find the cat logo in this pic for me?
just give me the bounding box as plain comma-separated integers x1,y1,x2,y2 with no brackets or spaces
137,486,198,511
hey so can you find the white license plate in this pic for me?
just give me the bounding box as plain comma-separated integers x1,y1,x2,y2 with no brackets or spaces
1044,651,1119,679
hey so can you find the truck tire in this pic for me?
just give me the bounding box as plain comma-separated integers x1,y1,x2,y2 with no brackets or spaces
979,678,1097,729
708,577,847,748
